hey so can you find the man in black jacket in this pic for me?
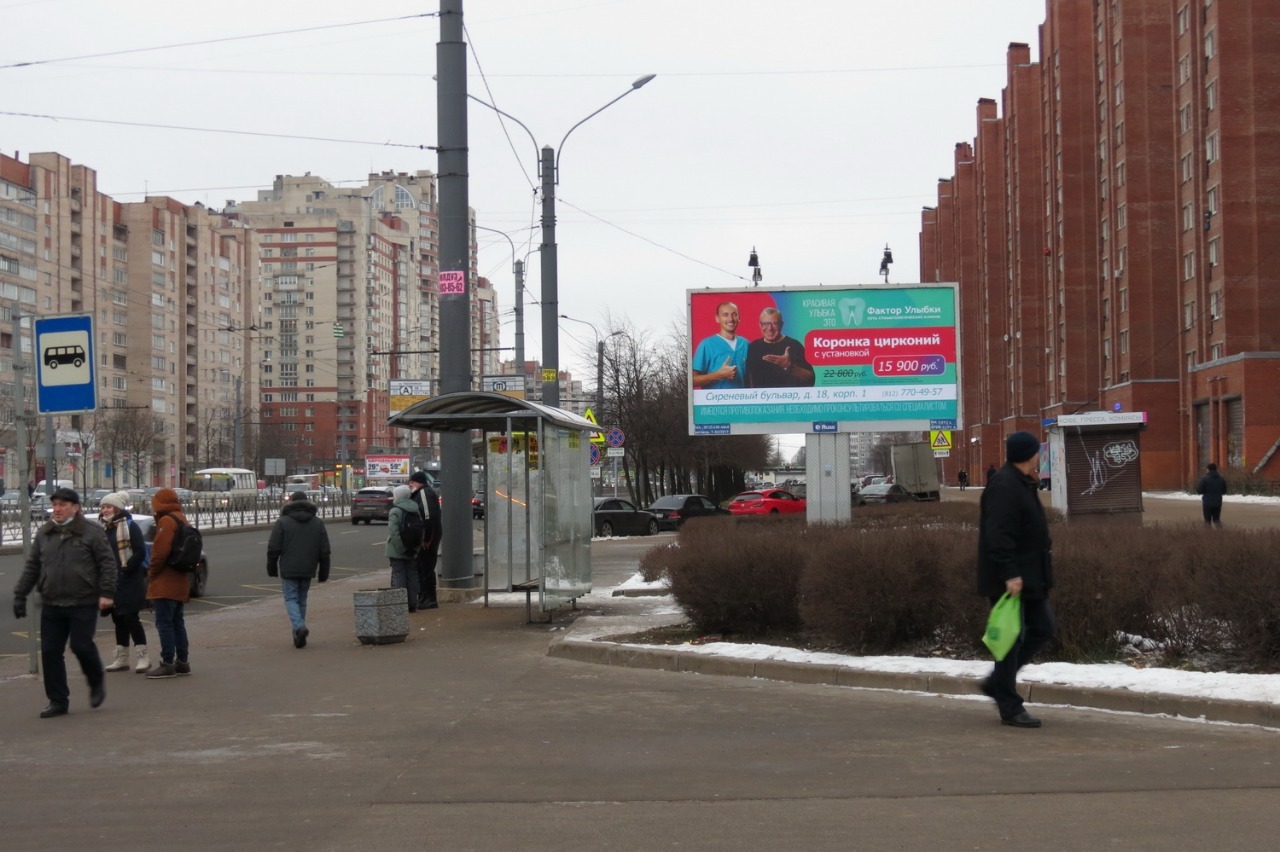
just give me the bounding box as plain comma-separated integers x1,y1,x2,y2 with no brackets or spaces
1196,462,1227,527
409,471,442,610
12,487,117,718
977,432,1054,729
267,492,332,648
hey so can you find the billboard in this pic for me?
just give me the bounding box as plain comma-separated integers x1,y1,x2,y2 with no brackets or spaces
365,454,410,479
688,284,960,435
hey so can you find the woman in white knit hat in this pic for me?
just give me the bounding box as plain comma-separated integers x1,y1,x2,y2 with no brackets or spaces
98,491,152,673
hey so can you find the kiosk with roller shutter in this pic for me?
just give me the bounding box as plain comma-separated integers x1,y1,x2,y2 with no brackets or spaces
1046,411,1148,521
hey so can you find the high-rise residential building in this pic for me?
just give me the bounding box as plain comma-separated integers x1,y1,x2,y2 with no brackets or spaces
0,151,256,489
921,1,1280,489
226,171,496,472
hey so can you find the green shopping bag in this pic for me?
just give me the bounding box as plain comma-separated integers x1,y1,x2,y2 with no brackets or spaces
982,593,1022,661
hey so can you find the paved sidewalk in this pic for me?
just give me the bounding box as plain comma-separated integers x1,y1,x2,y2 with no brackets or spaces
3,557,1280,850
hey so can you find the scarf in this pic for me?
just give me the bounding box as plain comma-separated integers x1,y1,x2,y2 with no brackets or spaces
106,516,133,568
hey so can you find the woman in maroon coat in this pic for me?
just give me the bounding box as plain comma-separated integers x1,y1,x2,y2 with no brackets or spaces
145,488,192,679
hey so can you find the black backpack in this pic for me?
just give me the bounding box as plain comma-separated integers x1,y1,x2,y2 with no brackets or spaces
399,507,425,552
166,518,204,574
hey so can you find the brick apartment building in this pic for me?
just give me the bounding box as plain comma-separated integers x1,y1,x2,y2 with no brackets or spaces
921,0,1280,490
0,151,255,489
1,155,502,489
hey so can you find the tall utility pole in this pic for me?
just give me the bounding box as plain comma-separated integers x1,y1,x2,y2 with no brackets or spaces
436,0,473,590
10,307,36,672
539,145,559,407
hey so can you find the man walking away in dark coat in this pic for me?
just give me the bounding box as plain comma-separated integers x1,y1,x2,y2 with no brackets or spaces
268,492,332,648
976,432,1054,729
1196,463,1227,528
12,487,117,718
409,471,442,610
985,463,997,485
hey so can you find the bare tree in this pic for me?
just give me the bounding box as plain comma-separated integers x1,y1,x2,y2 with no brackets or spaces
98,407,163,486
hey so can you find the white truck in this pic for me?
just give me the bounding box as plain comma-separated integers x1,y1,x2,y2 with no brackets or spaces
891,442,941,501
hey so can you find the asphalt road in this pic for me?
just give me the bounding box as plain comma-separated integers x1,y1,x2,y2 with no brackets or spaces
0,518,668,659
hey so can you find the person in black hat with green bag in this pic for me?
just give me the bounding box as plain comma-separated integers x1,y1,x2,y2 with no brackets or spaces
408,471,441,610
976,431,1054,728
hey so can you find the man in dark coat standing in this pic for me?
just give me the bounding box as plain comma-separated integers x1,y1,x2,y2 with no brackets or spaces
409,471,441,610
977,432,1054,729
1196,462,1227,528
12,487,117,718
267,492,332,648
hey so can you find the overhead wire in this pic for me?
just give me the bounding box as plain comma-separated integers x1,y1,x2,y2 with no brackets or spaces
0,110,434,149
0,12,439,70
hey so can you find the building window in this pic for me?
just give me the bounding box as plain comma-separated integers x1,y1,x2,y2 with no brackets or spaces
1119,329,1129,354
1210,290,1222,319
1179,103,1192,133
1183,251,1197,280
1182,202,1195,231
1119,287,1128,313
1180,153,1193,182
1208,237,1220,268
1184,301,1196,330
1116,204,1126,230
1177,4,1190,34
1178,54,1191,85
1116,161,1126,187
1206,133,1219,163
1211,343,1223,360
1204,30,1215,59
1207,184,1219,214
1206,79,1217,110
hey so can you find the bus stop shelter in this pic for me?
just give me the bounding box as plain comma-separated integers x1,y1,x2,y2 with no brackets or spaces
387,391,601,620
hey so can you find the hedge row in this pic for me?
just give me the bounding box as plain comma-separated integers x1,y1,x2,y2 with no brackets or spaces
640,508,1280,671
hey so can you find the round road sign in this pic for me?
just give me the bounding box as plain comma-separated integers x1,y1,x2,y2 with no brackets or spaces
606,427,625,447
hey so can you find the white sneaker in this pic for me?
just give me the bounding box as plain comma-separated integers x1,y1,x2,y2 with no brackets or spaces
105,646,130,672
134,646,152,673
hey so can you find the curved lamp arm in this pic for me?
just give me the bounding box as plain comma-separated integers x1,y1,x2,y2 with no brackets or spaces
555,74,656,184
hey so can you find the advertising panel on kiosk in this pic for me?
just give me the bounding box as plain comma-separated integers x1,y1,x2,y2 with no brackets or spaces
687,284,961,435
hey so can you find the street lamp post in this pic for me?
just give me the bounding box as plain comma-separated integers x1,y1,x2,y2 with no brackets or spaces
474,225,527,391
469,74,656,408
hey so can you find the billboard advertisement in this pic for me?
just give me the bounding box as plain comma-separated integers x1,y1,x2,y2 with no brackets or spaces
688,284,960,435
365,454,410,479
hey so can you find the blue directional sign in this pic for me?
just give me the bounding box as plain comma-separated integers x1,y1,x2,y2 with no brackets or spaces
34,314,98,414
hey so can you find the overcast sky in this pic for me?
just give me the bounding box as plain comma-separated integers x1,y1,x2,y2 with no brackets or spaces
4,0,1047,422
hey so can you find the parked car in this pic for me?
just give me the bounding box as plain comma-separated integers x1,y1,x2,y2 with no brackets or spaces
646,494,731,531
471,491,485,519
0,492,49,519
855,483,917,506
351,486,395,524
727,488,807,516
84,512,210,598
593,497,659,537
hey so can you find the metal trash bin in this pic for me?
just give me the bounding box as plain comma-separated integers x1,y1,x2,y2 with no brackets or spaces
353,588,409,645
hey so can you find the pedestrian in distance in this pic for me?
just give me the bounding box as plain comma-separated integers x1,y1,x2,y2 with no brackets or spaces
267,491,332,648
11,487,117,718
985,463,997,485
976,431,1054,729
98,491,152,673
408,471,441,610
958,469,969,491
1196,462,1228,528
145,488,193,679
386,484,422,611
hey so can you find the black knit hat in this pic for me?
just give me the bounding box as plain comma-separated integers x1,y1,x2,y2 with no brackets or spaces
1005,431,1041,464
50,486,80,504
290,491,309,502
409,471,428,485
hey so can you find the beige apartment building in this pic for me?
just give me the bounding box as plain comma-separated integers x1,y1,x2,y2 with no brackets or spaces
0,151,255,490
225,170,499,475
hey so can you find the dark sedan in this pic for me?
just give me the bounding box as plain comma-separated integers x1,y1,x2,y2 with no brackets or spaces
351,486,394,524
646,494,731,531
593,497,659,537
855,483,917,506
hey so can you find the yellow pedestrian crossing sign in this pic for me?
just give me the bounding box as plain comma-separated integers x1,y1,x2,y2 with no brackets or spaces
930,430,953,451
584,408,606,444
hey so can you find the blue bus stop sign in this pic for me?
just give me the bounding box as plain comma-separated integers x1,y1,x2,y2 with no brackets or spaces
34,314,98,414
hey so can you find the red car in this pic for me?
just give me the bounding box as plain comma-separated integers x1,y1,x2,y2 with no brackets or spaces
727,489,807,516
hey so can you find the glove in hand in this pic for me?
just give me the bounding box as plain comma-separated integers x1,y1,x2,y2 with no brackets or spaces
14,599,28,619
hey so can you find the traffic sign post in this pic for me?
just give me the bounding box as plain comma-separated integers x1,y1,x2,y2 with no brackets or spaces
34,314,97,415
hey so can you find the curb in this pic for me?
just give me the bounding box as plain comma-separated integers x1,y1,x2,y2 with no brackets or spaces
547,636,1279,729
